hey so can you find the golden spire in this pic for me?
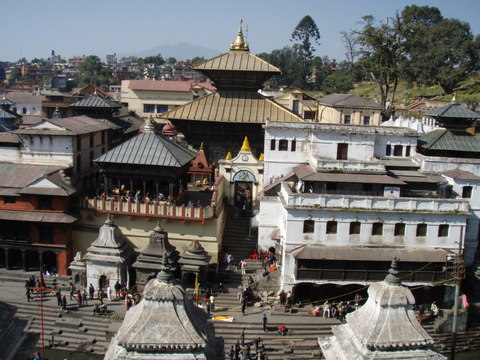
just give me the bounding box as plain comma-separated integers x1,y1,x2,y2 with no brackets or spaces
230,18,250,52
240,136,251,152
226,152,232,160
259,153,264,161
200,142,204,152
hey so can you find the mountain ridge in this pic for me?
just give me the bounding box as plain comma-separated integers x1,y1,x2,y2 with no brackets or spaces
116,42,221,60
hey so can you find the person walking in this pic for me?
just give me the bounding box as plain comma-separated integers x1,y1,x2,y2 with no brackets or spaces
69,283,76,301
241,297,247,315
209,295,215,313
240,328,245,347
240,260,247,275
26,289,33,302
107,285,112,301
76,290,82,308
114,281,122,300
82,289,88,306
56,290,62,307
62,295,67,310
89,283,95,300
262,314,268,332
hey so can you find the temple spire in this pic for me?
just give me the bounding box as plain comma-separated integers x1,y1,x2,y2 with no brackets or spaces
385,257,401,285
240,136,251,152
230,18,250,51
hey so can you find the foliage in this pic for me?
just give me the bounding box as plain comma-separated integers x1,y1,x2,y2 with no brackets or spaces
75,55,116,89
137,55,165,66
258,46,303,89
7,68,21,86
190,56,205,66
321,73,355,94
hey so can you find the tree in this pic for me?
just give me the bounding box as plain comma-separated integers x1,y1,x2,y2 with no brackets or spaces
258,46,302,89
400,5,479,94
78,55,102,76
290,15,321,89
321,73,355,94
191,56,205,66
138,55,165,66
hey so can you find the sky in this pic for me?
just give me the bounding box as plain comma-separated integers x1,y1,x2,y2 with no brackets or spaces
1,0,479,63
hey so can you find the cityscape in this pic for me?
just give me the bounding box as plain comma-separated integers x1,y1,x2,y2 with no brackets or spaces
1,3,480,360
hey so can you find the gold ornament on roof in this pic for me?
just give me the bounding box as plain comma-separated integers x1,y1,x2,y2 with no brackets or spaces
200,142,204,152
259,153,264,161
230,18,250,52
226,152,232,160
240,136,251,152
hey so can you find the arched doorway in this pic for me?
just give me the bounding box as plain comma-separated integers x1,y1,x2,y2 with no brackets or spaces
7,248,22,270
233,170,255,210
99,275,109,290
42,251,57,275
25,250,40,271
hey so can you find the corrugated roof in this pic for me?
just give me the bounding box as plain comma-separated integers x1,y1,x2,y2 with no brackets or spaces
194,51,280,73
292,245,448,263
318,93,383,110
0,210,77,223
0,163,64,189
418,129,480,152
0,132,20,144
160,91,304,123
5,92,45,104
389,170,442,184
426,103,480,119
95,131,196,167
15,116,112,136
69,94,121,109
442,169,480,181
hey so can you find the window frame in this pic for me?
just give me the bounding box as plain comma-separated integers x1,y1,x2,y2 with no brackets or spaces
303,219,315,233
326,221,338,234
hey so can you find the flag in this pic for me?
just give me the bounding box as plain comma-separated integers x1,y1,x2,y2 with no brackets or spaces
40,271,47,289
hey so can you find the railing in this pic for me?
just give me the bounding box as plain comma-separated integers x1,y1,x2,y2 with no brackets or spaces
281,183,469,213
80,176,226,222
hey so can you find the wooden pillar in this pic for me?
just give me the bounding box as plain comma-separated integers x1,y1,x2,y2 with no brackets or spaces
143,180,146,198
38,251,43,272
21,250,27,271
4,248,9,270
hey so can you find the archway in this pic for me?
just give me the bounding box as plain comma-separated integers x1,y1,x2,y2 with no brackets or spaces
42,251,57,275
99,275,109,290
25,250,40,271
7,248,22,270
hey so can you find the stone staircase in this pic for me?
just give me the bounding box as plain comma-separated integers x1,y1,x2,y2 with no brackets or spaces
221,207,257,261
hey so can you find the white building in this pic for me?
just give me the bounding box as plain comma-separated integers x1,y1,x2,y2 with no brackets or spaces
257,120,471,303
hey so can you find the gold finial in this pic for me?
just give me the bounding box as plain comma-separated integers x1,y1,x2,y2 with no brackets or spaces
200,142,204,152
259,153,264,161
230,18,250,51
240,136,251,152
226,152,232,160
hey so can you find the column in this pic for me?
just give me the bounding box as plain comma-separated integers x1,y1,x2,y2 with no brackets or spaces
21,250,27,271
38,251,43,273
4,248,9,270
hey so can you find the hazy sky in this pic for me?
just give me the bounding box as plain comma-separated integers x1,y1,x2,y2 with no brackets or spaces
2,0,479,62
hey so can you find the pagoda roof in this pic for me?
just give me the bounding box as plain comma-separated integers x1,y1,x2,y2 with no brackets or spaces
418,129,480,152
0,108,21,120
426,102,480,119
95,122,196,167
188,146,211,175
160,90,304,124
0,97,15,107
194,50,280,73
69,93,121,109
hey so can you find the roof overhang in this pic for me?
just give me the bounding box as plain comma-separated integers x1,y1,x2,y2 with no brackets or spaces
0,210,78,223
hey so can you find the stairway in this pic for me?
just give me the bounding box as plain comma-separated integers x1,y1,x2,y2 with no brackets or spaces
221,207,257,261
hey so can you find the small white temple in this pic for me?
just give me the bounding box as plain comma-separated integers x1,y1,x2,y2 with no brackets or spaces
319,259,446,359
84,215,135,290
104,256,215,359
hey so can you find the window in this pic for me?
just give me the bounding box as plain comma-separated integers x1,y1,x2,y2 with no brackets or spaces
303,219,314,233
393,145,403,156
270,139,276,151
349,221,361,234
143,104,155,113
386,145,391,156
279,139,288,151
462,186,473,198
38,196,52,210
326,221,338,234
416,224,427,237
394,223,405,236
372,222,383,235
4,196,16,204
291,139,296,152
22,107,27,114
157,105,169,113
363,116,370,125
292,100,299,114
337,143,348,160
344,115,351,124
405,146,411,156
438,225,449,237
39,225,53,244
304,111,316,120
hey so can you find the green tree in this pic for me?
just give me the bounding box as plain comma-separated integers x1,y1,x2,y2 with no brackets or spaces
138,55,165,66
321,73,354,94
167,57,177,64
258,46,302,89
191,56,205,66
7,68,21,86
290,15,321,89
78,55,102,76
400,5,479,94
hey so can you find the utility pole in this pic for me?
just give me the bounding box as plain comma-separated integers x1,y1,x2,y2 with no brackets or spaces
450,226,465,360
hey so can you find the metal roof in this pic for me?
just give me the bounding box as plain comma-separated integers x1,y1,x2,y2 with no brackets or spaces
318,94,384,110
69,94,121,109
0,118,17,132
95,130,196,167
0,108,21,120
0,209,77,223
442,169,480,181
127,80,215,92
418,129,480,152
15,116,112,136
292,245,448,263
160,91,304,124
194,51,280,73
5,92,45,104
426,103,480,119
0,163,64,189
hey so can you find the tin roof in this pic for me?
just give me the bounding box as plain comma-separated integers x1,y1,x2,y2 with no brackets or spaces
69,94,121,109
160,91,304,124
318,93,383,110
0,163,64,189
292,245,448,263
442,169,480,181
426,102,480,119
0,108,21,120
0,209,77,223
15,115,112,136
418,129,480,152
95,126,196,167
127,80,214,92
194,51,280,73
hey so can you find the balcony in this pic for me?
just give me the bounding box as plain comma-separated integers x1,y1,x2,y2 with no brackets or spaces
280,183,469,213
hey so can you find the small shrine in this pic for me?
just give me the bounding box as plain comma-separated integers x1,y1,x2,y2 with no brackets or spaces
83,215,135,290
218,136,264,210
178,240,210,285
319,259,446,359
104,256,215,359
69,251,87,288
187,143,213,186
132,222,180,288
